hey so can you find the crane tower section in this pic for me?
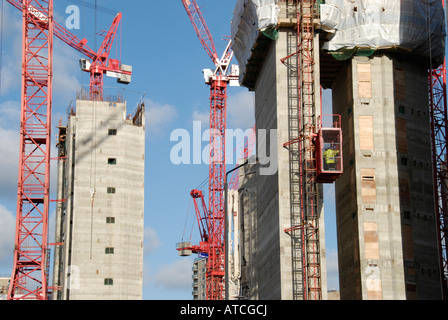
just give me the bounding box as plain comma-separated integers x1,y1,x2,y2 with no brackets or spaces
7,0,54,300
5,0,132,300
178,0,238,300
430,0,448,299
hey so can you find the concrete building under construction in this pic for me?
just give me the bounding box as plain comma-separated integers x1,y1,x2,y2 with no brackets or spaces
227,0,446,300
52,96,145,300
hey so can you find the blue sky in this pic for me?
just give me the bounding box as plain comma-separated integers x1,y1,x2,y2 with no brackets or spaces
0,0,338,300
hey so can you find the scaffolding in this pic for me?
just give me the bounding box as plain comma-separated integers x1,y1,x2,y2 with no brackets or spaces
282,0,322,300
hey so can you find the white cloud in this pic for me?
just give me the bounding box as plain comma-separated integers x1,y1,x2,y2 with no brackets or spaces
326,248,339,290
0,100,20,130
191,89,255,131
0,126,19,200
146,99,178,136
0,5,22,96
0,204,15,268
0,4,80,104
153,259,193,290
144,226,161,255
0,100,59,203
192,109,209,126
227,89,255,130
52,40,81,106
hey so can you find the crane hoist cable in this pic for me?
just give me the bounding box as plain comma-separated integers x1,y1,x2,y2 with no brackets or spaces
181,196,194,242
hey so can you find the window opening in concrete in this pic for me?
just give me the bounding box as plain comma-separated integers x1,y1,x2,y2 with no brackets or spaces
105,247,114,254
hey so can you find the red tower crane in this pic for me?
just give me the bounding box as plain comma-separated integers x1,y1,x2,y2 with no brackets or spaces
430,0,448,300
5,0,131,300
177,0,238,300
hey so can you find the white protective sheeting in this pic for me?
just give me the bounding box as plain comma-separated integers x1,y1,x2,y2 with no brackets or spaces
321,0,446,63
231,0,279,83
231,0,446,83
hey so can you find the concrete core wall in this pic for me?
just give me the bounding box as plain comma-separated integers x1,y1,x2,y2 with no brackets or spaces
332,54,442,300
53,100,145,300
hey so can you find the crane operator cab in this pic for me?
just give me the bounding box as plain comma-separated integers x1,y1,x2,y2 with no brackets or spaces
315,115,343,183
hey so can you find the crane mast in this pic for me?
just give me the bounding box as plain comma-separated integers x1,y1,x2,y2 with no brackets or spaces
179,0,238,300
430,0,448,300
7,0,54,300
6,0,131,300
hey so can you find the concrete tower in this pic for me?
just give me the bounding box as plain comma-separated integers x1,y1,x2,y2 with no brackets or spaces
332,53,442,300
52,98,145,300
231,0,328,300
231,0,446,300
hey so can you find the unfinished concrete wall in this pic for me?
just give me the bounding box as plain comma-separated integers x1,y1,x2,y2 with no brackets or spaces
234,1,328,299
332,54,442,300
239,163,259,299
53,100,145,300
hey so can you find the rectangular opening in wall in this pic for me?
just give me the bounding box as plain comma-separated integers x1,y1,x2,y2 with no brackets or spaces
359,116,374,150
108,158,117,165
105,247,114,254
403,210,411,220
396,118,408,154
107,187,116,194
363,222,379,260
401,157,408,166
357,63,372,98
106,217,115,224
403,224,414,259
361,168,376,204
104,278,114,285
108,129,117,135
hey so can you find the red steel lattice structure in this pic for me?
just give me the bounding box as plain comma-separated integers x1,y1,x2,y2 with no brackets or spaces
6,1,130,102
207,76,227,300
281,0,322,300
430,58,448,300
7,0,54,300
6,0,131,300
180,0,237,300
430,0,448,299
297,0,322,300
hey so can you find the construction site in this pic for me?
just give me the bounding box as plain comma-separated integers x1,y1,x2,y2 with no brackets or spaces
1,0,448,301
